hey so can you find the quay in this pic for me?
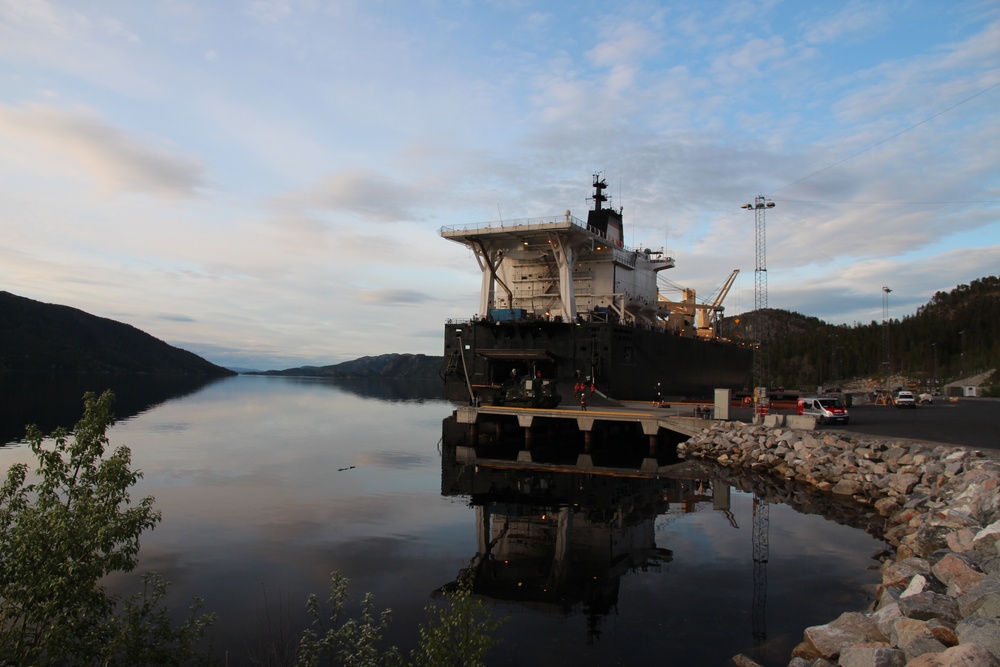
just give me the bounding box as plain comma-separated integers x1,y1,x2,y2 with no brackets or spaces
451,402,716,472
448,387,824,475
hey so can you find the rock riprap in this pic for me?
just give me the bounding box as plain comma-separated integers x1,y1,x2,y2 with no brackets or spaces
676,420,1000,667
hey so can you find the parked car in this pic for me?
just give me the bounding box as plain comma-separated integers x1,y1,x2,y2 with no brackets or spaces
918,392,933,404
797,396,849,424
895,390,917,408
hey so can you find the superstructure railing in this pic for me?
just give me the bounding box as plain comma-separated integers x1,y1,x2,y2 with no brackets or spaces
440,216,670,261
439,213,588,235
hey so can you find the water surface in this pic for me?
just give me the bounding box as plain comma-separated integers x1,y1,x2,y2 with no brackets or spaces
0,375,886,666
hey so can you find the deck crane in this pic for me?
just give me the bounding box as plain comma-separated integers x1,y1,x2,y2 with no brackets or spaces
658,269,740,339
695,269,740,339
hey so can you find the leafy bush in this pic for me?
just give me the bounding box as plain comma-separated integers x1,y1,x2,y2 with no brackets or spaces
296,569,503,667
0,391,215,665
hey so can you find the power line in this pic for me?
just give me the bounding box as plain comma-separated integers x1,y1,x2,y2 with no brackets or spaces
769,80,1000,197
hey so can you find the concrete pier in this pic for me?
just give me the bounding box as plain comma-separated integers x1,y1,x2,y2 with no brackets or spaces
454,404,712,442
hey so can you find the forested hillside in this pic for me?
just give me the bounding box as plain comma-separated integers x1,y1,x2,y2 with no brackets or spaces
750,276,999,391
0,291,234,376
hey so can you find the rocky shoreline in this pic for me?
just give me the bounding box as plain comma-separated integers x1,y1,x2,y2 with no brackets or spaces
676,418,1000,667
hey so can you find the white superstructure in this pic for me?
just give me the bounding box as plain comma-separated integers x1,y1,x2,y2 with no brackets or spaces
441,175,675,328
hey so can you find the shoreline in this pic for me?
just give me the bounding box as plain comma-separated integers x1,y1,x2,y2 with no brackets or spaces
677,419,1000,667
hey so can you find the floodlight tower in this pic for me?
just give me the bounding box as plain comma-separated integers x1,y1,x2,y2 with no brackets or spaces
740,196,774,659
741,196,775,413
882,286,892,387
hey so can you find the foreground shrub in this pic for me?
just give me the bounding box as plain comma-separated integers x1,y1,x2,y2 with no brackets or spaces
296,569,503,667
0,391,215,665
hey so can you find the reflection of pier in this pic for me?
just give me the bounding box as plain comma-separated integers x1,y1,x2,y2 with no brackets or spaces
441,451,677,631
438,423,741,640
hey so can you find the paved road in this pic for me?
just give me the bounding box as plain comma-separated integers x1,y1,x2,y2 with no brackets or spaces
765,397,1000,451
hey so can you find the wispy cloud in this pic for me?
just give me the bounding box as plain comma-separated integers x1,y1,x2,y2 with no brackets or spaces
0,104,205,197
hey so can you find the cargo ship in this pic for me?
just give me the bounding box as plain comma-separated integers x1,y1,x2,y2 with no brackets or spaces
440,175,752,405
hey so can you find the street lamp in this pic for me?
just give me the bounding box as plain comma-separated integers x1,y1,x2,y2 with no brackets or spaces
959,330,965,379
931,342,938,392
882,286,892,387
828,333,838,386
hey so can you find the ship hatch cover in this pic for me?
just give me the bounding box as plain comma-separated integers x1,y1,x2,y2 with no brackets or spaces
475,349,553,361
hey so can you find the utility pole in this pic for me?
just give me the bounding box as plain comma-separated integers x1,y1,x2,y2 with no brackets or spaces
959,330,965,379
882,286,892,389
741,196,775,418
931,342,938,392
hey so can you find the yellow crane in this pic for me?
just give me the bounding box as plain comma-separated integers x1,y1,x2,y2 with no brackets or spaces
659,269,740,339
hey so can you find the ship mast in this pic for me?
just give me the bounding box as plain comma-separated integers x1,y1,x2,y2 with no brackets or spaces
590,173,608,211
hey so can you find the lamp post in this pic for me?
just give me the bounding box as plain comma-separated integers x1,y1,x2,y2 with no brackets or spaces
959,330,965,379
931,342,938,393
828,333,838,386
882,286,892,388
741,196,775,417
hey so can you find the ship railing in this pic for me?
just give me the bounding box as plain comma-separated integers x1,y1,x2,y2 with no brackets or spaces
615,248,638,268
440,214,588,235
441,219,669,261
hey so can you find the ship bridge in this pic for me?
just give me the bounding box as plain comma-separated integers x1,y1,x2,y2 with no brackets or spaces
440,211,674,325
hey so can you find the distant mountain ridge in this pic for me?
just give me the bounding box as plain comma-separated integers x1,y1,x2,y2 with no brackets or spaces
0,291,234,376
253,353,443,379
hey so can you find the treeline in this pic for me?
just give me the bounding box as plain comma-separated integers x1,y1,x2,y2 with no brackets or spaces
758,276,1000,390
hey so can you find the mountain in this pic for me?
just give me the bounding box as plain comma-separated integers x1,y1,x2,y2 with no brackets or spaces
253,353,443,379
0,291,234,376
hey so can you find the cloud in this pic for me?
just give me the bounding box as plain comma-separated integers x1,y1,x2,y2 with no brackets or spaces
157,313,197,323
801,2,888,46
0,0,159,95
245,0,291,24
290,168,431,223
358,289,436,305
712,35,788,84
0,104,206,197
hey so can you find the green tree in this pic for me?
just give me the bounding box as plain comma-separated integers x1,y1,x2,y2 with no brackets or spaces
0,390,215,665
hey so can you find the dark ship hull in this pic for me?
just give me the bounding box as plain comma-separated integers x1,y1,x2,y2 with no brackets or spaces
443,318,751,403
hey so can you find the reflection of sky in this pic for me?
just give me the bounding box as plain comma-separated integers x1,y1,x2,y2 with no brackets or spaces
1,376,886,664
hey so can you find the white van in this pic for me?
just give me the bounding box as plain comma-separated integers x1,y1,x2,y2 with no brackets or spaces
797,396,850,425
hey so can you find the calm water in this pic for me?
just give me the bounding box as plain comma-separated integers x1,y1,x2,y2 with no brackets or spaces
0,374,887,666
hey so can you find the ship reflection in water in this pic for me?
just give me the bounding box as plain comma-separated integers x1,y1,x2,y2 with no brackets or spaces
440,456,700,640
437,411,887,665
440,414,749,646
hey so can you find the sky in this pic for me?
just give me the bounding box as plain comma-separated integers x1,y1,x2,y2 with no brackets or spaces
1,0,998,371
